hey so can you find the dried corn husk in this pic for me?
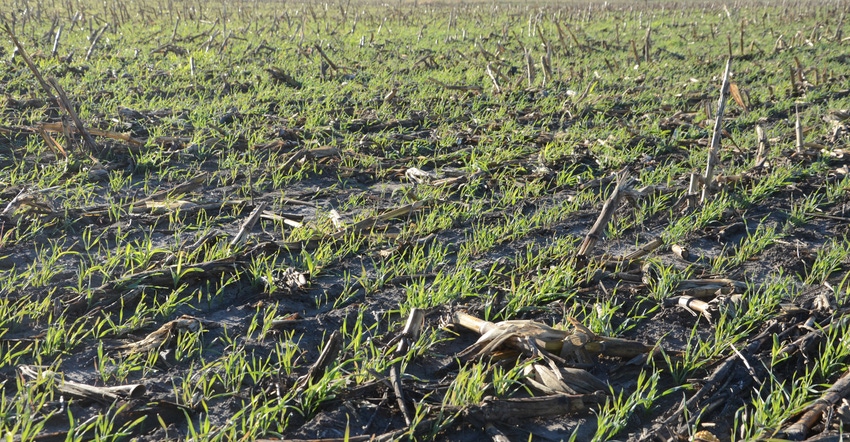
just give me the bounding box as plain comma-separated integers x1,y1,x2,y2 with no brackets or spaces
523,359,607,395
453,312,654,362
693,430,721,442
116,315,201,356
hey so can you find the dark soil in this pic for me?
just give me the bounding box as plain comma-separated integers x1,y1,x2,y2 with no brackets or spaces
3,1,850,441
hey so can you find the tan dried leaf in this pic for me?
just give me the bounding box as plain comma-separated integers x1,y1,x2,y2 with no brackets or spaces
729,83,748,112
523,361,607,395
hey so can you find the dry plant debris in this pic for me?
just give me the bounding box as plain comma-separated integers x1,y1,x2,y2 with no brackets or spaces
2,0,850,441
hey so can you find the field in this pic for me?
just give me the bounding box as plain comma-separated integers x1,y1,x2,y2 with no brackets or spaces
1,0,850,440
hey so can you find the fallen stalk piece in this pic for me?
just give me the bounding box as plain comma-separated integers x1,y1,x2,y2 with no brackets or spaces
664,296,713,321
230,202,267,247
294,330,343,392
782,366,850,439
578,173,634,257
116,315,203,356
463,392,607,425
39,121,144,146
389,308,425,426
453,312,655,361
19,365,146,403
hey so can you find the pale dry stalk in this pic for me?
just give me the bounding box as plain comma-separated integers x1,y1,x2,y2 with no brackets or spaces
701,58,732,203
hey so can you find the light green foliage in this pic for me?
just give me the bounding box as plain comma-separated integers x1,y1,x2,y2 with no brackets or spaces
592,370,662,441
1,0,850,440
